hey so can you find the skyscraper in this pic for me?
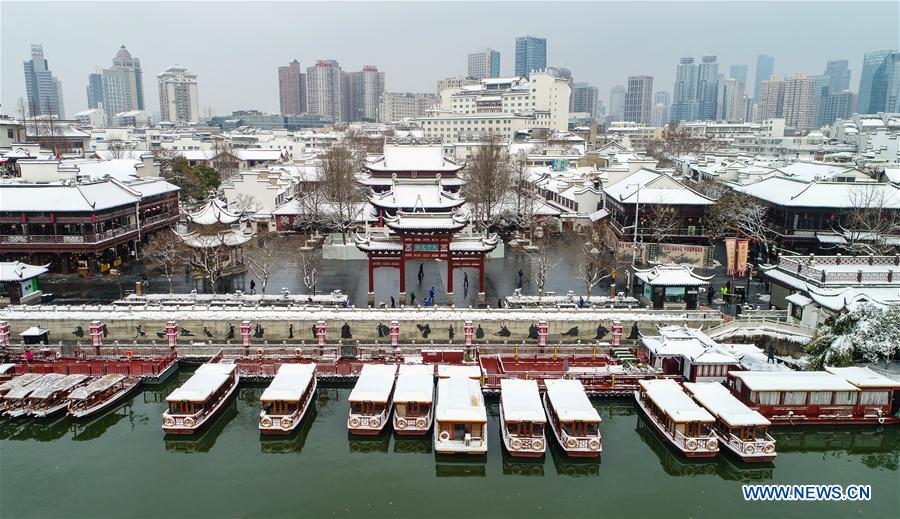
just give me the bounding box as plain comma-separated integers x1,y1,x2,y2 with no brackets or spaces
345,66,385,122
652,91,671,127
729,64,748,84
86,72,104,109
858,49,896,114
755,74,784,120
23,44,64,117
101,45,145,117
467,48,500,80
306,60,343,123
716,78,747,122
753,54,775,99
278,59,306,115
608,84,626,120
697,56,720,120
671,57,698,122
514,35,547,76
782,72,818,130
157,66,200,124
815,88,854,127
822,59,851,93
624,76,653,125
869,52,900,114
570,82,598,116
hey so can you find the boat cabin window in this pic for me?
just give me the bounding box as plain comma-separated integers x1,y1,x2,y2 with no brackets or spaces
264,401,299,415
396,402,428,417
834,391,857,406
754,426,768,440
859,391,889,406
350,401,384,416
783,391,807,405
561,421,598,437
684,421,711,437
752,391,780,405
507,421,544,437
808,391,832,405
169,401,196,415
448,422,482,440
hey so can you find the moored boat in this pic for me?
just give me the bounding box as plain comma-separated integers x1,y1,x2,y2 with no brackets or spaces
0,373,42,401
27,374,91,418
500,379,546,457
437,365,482,379
434,376,487,455
163,363,239,434
543,379,602,457
684,382,776,462
67,374,140,419
0,364,17,383
635,379,719,458
3,374,66,417
348,364,397,435
259,363,317,435
393,365,435,436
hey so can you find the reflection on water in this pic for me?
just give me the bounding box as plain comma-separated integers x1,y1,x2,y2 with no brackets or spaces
314,386,344,417
260,408,317,454
635,414,719,478
348,431,390,453
164,399,238,453
393,434,432,454
434,455,487,478
502,450,545,477
548,440,600,477
71,405,135,441
774,426,898,453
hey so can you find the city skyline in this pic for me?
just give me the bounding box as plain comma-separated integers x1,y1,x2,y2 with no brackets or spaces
2,1,897,118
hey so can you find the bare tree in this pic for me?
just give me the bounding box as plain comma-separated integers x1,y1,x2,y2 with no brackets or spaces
575,238,617,297
318,146,364,244
526,232,561,297
293,182,331,233
231,193,262,217
509,151,537,236
842,184,900,255
646,122,718,167
641,202,685,244
246,235,280,295
705,190,778,251
105,138,128,159
151,148,179,176
211,138,239,182
296,249,320,295
143,233,188,293
461,136,512,231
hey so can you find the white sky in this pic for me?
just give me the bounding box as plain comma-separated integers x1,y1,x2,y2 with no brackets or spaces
2,1,897,117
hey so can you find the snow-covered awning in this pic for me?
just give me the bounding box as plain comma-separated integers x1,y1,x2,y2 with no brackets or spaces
175,229,254,248
0,262,49,282
633,264,713,287
785,293,813,307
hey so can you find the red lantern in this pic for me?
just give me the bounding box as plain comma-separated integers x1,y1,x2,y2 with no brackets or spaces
50,213,55,223
91,214,97,223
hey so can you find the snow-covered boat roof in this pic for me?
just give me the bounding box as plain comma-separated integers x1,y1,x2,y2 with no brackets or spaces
638,379,715,423
185,199,241,225
0,262,48,282
435,377,486,422
730,371,859,392
684,382,770,427
500,379,545,423
544,379,601,422
5,373,65,400
437,365,482,379
348,364,397,403
68,374,128,401
175,229,254,248
0,364,16,375
261,363,316,402
633,264,713,287
824,367,900,389
394,369,435,403
166,363,236,402
0,373,42,392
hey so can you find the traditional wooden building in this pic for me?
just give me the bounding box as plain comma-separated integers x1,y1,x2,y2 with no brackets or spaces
360,138,465,194
174,199,255,283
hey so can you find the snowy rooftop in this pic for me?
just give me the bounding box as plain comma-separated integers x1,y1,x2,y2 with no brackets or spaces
633,264,713,287
394,369,435,403
824,366,900,389
684,382,770,427
638,379,715,423
369,181,465,210
166,363,236,402
67,374,127,401
28,374,88,400
500,379,546,423
383,210,469,231
175,229,254,249
735,177,900,208
5,374,64,400
730,371,859,392
367,143,461,172
435,376,487,422
0,262,48,282
348,364,397,403
437,365,482,379
0,373,42,392
544,379,601,422
260,363,315,402
186,199,242,225
604,169,714,206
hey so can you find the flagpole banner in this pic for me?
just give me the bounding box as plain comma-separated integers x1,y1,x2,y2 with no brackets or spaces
736,239,749,277
725,238,737,276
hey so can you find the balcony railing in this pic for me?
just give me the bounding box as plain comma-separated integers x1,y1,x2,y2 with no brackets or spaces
0,224,137,245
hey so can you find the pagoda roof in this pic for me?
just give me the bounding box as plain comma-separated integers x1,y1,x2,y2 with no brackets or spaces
352,230,499,255
369,178,465,211
383,209,469,232
175,229,254,249
185,198,242,225
365,141,463,173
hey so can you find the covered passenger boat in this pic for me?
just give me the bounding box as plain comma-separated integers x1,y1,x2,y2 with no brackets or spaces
3,373,66,417
437,365,482,379
635,379,719,457
67,374,140,419
348,364,397,435
163,363,239,434
26,374,91,418
543,379,602,457
0,373,42,400
500,379,546,457
259,363,317,435
434,376,487,454
684,382,776,462
393,364,435,435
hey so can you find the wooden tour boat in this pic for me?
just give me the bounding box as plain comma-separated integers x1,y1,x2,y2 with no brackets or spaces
543,379,602,457
163,363,239,434
0,373,42,401
635,379,719,458
434,376,488,455
393,365,435,436
26,374,91,418
727,367,899,425
0,364,17,383
500,379,547,457
259,363,317,435
684,382,776,462
348,364,397,435
67,374,141,419
3,374,66,417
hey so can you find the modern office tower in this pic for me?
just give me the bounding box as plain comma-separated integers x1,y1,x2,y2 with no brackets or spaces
753,54,775,98
100,46,145,118
756,74,784,120
306,60,343,122
23,44,65,117
822,59,851,93
278,59,306,115
858,49,897,113
608,84,626,120
379,92,437,123
467,48,500,80
715,78,747,122
869,51,900,113
729,64,748,84
652,91,670,126
345,65,385,122
697,56,719,120
514,35,547,76
596,100,606,116
157,66,200,124
816,88,854,127
570,82,599,116
782,72,819,130
671,57,698,122
624,75,653,125
87,72,104,109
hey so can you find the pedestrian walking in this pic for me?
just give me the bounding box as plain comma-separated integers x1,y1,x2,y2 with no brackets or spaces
706,287,713,306
25,348,33,363
463,272,469,293
410,291,416,305
250,279,256,294
390,296,396,308
418,263,424,285
517,269,524,288
578,296,585,308
429,286,435,302
767,345,775,364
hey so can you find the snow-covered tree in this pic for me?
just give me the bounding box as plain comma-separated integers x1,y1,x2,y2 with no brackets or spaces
806,303,900,369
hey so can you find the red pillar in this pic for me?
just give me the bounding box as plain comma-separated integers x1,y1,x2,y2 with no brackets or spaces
478,256,486,305
399,257,406,305
446,257,454,305
367,260,375,306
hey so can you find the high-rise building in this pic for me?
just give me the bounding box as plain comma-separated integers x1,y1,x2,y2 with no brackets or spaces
278,59,306,115
782,72,819,130
101,46,145,119
652,91,670,127
157,66,199,124
869,52,900,114
753,54,775,98
624,76,653,125
671,57,698,122
514,35,547,76
755,74,784,120
697,56,719,120
379,92,436,123
570,82,598,116
859,49,897,114
822,59,851,93
467,48,500,80
608,85,626,121
729,64,748,84
816,88,854,127
306,60,343,123
86,72,104,109
345,66,385,122
23,44,64,117
715,78,747,122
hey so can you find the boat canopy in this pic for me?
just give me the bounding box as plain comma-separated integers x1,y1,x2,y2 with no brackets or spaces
544,379,601,423
348,364,397,403
639,379,714,423
261,364,316,402
437,365,482,379
27,374,89,399
731,371,859,392
0,373,42,391
501,379,545,423
5,374,65,399
68,374,127,401
684,382,770,427
394,370,435,404
435,377,486,422
824,367,900,389
166,364,236,403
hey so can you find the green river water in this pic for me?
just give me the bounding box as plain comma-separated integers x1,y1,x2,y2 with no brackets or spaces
0,372,897,519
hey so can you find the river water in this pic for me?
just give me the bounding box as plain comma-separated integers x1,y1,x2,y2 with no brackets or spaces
1,373,897,518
